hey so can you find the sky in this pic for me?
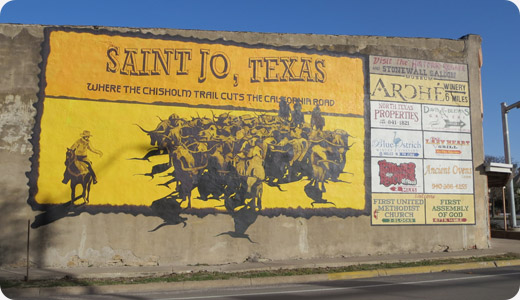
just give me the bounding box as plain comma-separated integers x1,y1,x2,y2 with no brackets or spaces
0,0,519,160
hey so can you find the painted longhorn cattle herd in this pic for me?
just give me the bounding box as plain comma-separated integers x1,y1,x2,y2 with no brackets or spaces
134,105,354,213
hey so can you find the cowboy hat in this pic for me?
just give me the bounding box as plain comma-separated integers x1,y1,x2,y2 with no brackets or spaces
80,130,92,137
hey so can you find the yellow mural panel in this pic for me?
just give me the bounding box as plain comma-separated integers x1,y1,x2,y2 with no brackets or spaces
31,29,368,219
44,31,364,116
36,98,365,210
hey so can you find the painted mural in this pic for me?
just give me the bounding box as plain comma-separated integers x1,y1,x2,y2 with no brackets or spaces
27,29,477,234
28,28,369,237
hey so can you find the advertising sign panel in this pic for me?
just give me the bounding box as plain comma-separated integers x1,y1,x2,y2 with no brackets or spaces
370,74,469,106
370,101,422,130
423,131,472,160
371,128,423,158
369,56,468,82
423,159,474,194
372,193,426,225
422,105,471,133
425,194,475,224
371,157,424,194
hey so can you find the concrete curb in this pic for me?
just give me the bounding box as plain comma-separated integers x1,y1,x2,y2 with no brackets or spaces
4,259,520,298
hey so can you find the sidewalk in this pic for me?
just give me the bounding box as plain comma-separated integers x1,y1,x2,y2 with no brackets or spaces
2,238,520,281
2,238,520,297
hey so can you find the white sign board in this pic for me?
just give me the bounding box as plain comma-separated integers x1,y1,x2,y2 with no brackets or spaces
369,56,468,82
422,105,470,133
423,159,474,194
371,157,424,194
423,131,472,160
371,129,423,158
371,101,422,130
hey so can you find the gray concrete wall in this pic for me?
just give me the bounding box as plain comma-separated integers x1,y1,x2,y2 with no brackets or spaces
0,24,487,268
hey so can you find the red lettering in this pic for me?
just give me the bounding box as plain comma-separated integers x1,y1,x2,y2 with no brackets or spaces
378,160,417,187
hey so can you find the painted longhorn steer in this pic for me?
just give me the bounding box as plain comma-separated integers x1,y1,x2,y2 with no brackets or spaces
309,144,336,193
235,142,265,210
245,153,265,210
170,143,207,208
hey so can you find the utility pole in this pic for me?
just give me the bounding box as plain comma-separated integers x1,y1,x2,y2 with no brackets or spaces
501,101,520,228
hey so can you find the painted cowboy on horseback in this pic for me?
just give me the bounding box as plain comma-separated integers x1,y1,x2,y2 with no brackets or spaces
62,130,103,185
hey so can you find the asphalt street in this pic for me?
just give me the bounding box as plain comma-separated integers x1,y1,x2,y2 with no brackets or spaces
13,266,520,300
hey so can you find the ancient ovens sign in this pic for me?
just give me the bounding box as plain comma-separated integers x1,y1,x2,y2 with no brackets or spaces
369,55,475,225
27,28,370,233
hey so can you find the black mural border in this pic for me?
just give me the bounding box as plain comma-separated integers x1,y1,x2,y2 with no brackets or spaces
27,26,372,226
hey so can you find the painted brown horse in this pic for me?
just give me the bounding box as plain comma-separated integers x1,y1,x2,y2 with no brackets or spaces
63,148,93,204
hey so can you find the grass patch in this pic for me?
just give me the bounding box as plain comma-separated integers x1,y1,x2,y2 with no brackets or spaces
2,253,519,290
